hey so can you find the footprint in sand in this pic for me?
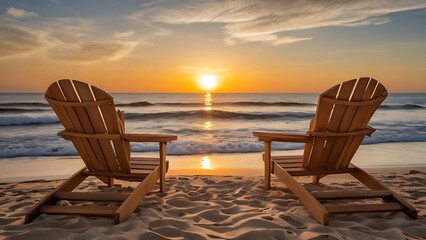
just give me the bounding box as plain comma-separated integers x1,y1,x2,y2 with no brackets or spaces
9,202,34,211
279,214,306,229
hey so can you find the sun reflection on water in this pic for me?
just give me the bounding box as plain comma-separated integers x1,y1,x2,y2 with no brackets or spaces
204,121,213,129
204,92,213,111
201,156,213,169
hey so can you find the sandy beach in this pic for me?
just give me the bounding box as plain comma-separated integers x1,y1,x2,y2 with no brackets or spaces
1,0,425,238
0,167,424,240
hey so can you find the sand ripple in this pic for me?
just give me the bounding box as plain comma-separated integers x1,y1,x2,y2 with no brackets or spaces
0,172,425,239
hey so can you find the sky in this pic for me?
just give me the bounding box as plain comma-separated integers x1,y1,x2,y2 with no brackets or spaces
0,0,425,93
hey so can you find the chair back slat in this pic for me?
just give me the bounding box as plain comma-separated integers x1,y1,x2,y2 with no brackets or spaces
92,86,130,172
302,84,339,169
302,78,387,170
73,81,120,172
45,79,131,173
45,82,97,170
57,80,110,171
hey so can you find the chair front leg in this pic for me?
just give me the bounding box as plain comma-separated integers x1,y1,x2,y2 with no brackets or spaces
264,141,272,190
159,142,167,192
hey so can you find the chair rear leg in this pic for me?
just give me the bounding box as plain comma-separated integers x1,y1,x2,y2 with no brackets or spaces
312,175,327,184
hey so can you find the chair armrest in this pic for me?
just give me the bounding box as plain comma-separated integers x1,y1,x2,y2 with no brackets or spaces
252,131,311,142
121,133,177,142
308,126,376,137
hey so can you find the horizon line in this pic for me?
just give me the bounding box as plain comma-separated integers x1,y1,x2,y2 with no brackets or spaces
0,91,425,94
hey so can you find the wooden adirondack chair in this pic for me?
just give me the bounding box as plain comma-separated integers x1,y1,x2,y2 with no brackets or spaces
253,77,417,225
25,79,177,224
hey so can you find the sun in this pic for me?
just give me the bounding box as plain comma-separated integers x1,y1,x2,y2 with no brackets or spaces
199,74,218,91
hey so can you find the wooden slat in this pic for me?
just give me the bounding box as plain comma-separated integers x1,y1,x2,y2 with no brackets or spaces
122,134,178,142
58,130,121,140
272,155,303,162
285,167,355,176
131,157,160,162
325,202,404,214
350,166,417,219
117,110,130,161
46,82,96,171
307,83,348,170
312,190,392,200
338,135,364,169
59,80,108,171
131,161,160,166
25,167,87,223
131,169,154,175
92,86,131,173
309,128,374,137
82,170,148,179
53,192,129,202
362,80,387,126
46,98,112,107
320,95,385,106
275,163,302,168
312,80,355,170
74,81,119,172
39,206,118,217
316,84,341,130
338,78,369,132
131,162,160,167
302,141,314,169
348,78,378,132
252,132,310,142
130,165,158,170
339,79,387,169
337,79,379,169
334,78,372,169
131,157,159,161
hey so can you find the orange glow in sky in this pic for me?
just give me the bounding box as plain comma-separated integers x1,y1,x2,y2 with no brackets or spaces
0,2,426,93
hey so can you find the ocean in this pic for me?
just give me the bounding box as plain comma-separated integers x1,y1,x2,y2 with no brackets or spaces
0,93,425,160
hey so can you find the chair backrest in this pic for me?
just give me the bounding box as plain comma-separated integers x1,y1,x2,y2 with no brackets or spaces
302,77,387,170
45,79,131,173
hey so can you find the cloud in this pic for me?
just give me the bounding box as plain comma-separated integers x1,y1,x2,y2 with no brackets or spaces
7,7,38,18
0,16,138,63
124,12,144,21
45,18,94,43
114,30,135,38
271,36,313,46
0,24,41,59
42,18,139,62
127,0,426,45
49,41,137,63
343,17,391,27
